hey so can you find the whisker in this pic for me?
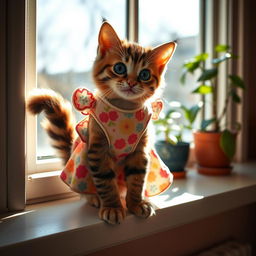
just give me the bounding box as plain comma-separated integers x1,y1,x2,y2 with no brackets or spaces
98,88,112,98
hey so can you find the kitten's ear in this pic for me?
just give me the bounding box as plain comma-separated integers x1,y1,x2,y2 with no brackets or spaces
98,22,121,56
151,42,177,74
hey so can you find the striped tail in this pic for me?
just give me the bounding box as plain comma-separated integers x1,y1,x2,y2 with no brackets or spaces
27,89,76,164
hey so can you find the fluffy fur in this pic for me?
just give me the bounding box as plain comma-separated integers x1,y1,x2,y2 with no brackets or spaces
27,22,176,224
27,89,75,164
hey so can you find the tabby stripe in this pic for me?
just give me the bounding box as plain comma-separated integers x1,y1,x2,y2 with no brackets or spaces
87,157,101,162
87,149,98,155
129,197,141,204
89,166,99,172
102,200,120,209
149,86,155,92
96,64,111,76
124,167,146,177
95,183,106,189
127,46,131,55
108,70,118,78
99,76,111,82
52,144,71,151
131,182,142,188
99,194,110,200
49,116,67,128
97,190,110,197
128,191,142,203
144,80,155,86
133,51,139,63
45,105,57,114
152,75,159,85
138,53,146,63
91,143,103,148
93,170,115,180
103,198,120,207
130,189,141,197
96,184,113,191
98,192,114,200
47,130,71,144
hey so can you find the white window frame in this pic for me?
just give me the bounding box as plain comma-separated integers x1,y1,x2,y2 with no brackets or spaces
25,0,71,203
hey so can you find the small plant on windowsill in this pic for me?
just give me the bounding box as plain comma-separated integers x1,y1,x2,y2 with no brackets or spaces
154,102,201,178
181,44,246,175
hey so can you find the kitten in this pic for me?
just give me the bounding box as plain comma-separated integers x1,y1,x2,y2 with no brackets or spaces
27,22,176,225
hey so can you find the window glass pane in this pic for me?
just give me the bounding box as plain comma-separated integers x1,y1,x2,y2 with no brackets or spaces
139,0,200,141
37,0,126,159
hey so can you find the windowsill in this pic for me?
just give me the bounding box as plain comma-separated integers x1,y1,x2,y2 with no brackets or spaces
1,163,256,255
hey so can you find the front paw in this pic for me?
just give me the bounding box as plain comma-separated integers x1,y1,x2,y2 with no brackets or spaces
99,207,126,225
127,201,155,218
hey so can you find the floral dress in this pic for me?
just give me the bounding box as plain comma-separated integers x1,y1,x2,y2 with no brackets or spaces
60,88,173,197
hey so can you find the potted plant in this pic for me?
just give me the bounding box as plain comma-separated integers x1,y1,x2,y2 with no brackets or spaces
181,44,245,175
154,103,201,178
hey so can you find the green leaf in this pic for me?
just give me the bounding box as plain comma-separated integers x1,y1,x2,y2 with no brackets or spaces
184,124,193,130
212,53,232,64
229,75,245,89
181,104,201,125
166,135,178,145
153,119,167,126
200,118,216,131
230,90,241,103
192,85,213,94
180,105,190,121
184,61,200,73
197,68,218,82
215,44,230,52
220,129,236,159
189,105,202,124
195,53,209,62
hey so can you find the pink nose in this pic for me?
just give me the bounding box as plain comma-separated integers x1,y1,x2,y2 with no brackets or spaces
127,80,137,87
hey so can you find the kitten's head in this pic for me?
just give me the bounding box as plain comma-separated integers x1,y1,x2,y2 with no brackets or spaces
93,22,176,104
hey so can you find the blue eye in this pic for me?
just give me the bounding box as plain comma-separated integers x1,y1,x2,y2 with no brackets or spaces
113,62,127,75
139,69,151,81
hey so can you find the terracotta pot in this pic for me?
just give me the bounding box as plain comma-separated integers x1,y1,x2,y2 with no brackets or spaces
193,131,233,175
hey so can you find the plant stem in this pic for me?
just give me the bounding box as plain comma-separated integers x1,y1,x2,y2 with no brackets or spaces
212,79,219,131
217,86,230,127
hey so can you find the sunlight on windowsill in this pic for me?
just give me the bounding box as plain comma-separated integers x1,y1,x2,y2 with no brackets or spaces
28,170,62,180
150,186,204,209
0,210,36,222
